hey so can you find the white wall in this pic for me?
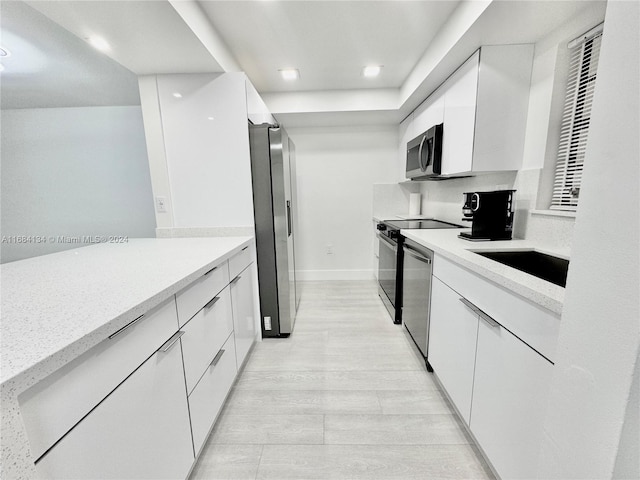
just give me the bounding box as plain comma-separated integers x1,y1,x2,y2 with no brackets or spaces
287,125,398,280
1,106,156,263
536,1,639,478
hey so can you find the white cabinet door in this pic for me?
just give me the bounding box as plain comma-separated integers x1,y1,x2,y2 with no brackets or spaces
36,336,194,480
428,277,478,424
155,73,254,228
441,51,479,175
188,333,238,455
470,318,554,480
230,265,256,367
412,91,445,136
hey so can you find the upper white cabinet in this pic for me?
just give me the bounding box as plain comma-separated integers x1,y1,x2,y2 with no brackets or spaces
399,45,533,180
441,45,534,176
413,91,445,137
139,72,268,229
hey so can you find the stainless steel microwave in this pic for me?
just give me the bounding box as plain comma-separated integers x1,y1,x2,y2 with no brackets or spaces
406,123,444,180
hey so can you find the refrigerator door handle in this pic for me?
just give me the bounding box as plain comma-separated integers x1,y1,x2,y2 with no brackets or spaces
286,200,292,237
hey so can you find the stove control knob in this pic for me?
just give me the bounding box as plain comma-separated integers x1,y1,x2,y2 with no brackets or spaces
376,224,386,231
389,230,399,239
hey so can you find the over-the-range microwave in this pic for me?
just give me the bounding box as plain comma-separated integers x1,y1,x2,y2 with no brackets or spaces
406,123,444,180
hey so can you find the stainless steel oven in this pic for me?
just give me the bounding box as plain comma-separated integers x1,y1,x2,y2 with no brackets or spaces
377,231,400,323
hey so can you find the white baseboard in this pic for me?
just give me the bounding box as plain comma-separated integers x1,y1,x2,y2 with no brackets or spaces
296,269,376,281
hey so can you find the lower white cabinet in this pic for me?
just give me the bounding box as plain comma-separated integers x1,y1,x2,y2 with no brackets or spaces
428,276,479,424
470,319,554,480
230,265,256,367
430,253,557,480
181,287,234,394
188,333,238,454
35,335,194,479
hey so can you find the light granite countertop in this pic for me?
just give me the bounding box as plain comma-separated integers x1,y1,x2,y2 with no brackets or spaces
1,237,252,479
401,229,569,315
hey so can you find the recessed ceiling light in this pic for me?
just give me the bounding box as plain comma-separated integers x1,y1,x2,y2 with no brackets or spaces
363,65,382,78
0,47,10,57
88,36,110,52
207,116,215,121
173,92,182,98
279,69,300,81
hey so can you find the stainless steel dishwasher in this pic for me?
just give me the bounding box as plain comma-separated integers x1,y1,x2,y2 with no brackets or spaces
401,238,434,371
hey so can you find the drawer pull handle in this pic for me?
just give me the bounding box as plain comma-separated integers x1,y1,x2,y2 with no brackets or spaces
478,311,500,328
230,275,241,285
204,296,220,310
159,331,185,352
204,266,218,276
210,349,225,367
458,298,500,328
459,297,478,313
241,246,248,251
109,314,145,339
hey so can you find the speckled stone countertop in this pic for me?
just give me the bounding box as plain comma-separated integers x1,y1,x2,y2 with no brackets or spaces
401,229,569,315
1,237,252,479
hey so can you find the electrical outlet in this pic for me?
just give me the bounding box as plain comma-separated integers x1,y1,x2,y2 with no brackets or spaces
264,316,272,330
326,244,334,255
155,196,167,213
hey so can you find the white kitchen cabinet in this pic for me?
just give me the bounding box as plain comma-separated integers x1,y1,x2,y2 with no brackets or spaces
188,333,238,455
19,298,179,460
144,72,255,228
428,276,479,424
470,317,554,480
440,45,534,176
181,286,234,394
230,263,257,367
35,334,194,480
412,90,445,139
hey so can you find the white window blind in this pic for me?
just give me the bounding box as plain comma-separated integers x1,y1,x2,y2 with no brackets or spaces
551,26,603,211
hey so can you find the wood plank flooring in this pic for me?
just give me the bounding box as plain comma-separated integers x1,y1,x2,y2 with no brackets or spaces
190,280,493,480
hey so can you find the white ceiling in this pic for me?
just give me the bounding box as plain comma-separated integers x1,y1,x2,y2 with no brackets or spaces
198,0,460,92
1,0,608,123
0,1,140,109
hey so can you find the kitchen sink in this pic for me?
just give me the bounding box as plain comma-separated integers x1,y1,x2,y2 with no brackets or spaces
474,250,570,287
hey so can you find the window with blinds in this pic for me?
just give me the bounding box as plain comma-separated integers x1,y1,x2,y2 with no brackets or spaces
551,26,603,211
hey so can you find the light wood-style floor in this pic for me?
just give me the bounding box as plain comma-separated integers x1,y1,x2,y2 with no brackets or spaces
190,280,493,480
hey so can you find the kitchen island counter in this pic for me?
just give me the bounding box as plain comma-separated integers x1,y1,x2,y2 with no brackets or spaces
401,229,568,315
1,237,252,479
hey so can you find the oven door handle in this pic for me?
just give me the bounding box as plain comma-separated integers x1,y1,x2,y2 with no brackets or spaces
403,247,432,265
377,233,397,252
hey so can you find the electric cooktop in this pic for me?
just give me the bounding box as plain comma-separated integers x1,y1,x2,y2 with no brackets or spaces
384,219,464,230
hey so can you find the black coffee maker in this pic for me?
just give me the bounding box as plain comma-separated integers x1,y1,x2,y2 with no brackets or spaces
459,190,515,241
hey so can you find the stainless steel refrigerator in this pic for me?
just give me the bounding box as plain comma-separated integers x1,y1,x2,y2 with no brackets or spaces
248,123,300,338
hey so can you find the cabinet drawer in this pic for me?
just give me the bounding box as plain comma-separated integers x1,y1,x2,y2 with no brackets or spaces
35,336,194,480
176,261,230,327
19,298,179,460
229,245,251,280
433,255,560,362
189,333,238,455
181,287,234,394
